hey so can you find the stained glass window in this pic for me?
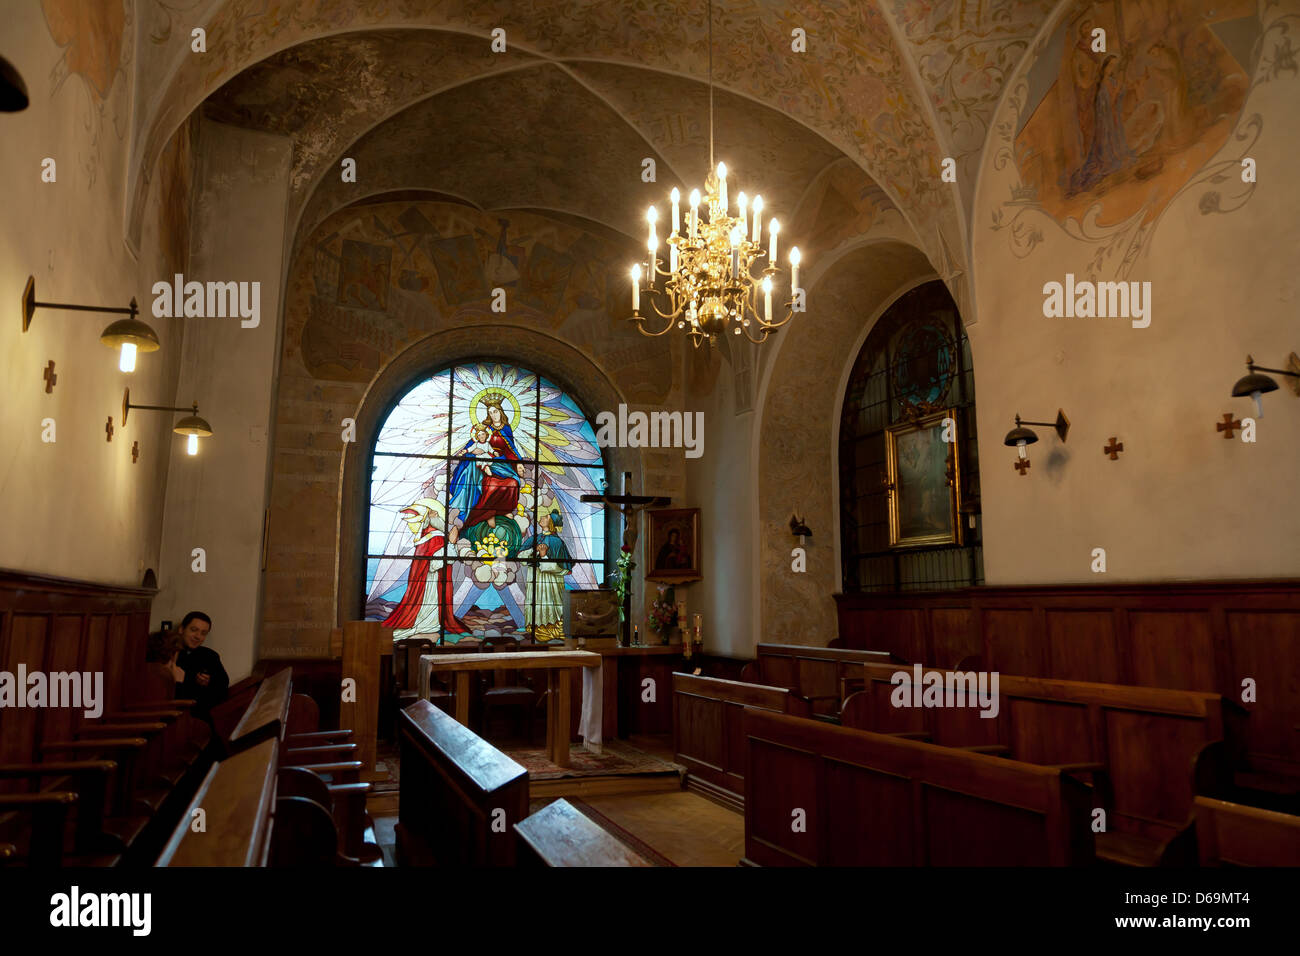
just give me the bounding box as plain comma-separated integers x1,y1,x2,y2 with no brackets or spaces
365,362,607,643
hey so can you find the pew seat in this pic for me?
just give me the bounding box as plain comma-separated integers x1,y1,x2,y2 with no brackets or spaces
1195,796,1300,866
514,798,652,867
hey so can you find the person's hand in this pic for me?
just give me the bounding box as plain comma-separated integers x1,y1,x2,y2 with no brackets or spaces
168,652,185,683
196,672,211,687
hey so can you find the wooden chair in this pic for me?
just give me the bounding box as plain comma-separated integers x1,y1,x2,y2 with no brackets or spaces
479,639,537,743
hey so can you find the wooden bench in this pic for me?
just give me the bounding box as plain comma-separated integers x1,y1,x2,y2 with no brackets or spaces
843,662,1230,865
396,699,529,866
673,672,811,812
1194,796,1300,866
514,798,653,867
742,708,1094,866
156,738,279,866
745,644,899,718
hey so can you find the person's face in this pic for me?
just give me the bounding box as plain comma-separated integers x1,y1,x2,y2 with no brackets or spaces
668,530,679,545
181,619,210,650
488,406,503,427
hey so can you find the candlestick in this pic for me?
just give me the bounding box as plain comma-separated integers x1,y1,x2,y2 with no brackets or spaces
752,196,763,243
763,275,772,323
769,219,779,263
790,246,801,294
670,187,680,235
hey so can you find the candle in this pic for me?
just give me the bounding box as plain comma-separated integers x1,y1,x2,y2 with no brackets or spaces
738,192,748,239
763,275,772,323
790,246,801,293
752,195,763,243
716,162,727,212
730,227,742,277
631,264,640,312
647,231,657,276
769,219,779,263
689,189,700,240
669,243,678,274
693,614,702,645
670,188,680,234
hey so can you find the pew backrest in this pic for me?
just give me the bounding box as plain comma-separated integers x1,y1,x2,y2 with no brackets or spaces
852,662,1227,840
743,708,1093,866
754,644,897,716
396,699,529,866
673,673,810,810
514,798,653,867
228,668,292,752
155,737,278,866
1195,796,1300,866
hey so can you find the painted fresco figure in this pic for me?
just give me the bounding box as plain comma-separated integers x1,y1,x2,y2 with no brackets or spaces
1067,54,1134,196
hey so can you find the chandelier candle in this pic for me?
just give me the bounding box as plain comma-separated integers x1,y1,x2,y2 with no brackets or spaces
670,188,680,234
717,162,727,211
631,265,641,312
790,246,801,292
751,195,763,242
738,192,748,237
689,189,700,239
769,219,779,263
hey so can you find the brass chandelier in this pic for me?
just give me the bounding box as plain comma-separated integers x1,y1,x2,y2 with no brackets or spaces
627,0,803,348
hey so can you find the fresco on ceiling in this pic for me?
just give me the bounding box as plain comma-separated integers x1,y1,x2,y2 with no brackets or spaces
1013,0,1256,228
788,160,901,255
989,0,1293,278
286,202,672,404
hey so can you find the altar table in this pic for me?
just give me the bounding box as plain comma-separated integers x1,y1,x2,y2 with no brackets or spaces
419,651,602,768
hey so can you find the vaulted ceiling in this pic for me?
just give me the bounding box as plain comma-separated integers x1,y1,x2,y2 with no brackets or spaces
131,0,1072,300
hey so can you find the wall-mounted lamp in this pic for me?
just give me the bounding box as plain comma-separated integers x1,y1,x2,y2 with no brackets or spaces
0,56,29,112
22,276,159,372
1003,409,1069,475
1231,353,1300,418
122,387,212,456
789,513,812,541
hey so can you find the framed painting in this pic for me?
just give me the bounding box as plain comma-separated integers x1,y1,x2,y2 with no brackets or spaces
885,410,962,548
646,508,701,583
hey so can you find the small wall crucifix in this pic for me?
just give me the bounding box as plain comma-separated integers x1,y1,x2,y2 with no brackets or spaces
1216,413,1242,440
131,441,140,464
1103,437,1123,460
43,361,57,393
1013,458,1031,476
105,417,114,442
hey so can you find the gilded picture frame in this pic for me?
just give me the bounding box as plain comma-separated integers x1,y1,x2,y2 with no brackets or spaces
885,409,962,548
646,508,702,583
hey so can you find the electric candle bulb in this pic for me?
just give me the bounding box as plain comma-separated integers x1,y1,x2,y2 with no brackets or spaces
187,433,199,456
119,342,137,373
631,264,641,312
670,188,680,234
769,219,780,263
717,162,727,211
751,195,763,243
790,246,801,293
670,243,678,273
646,205,657,225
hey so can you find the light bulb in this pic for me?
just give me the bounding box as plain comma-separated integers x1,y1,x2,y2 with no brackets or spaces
1252,389,1264,419
1016,441,1027,460
187,433,199,456
646,206,657,224
118,342,137,373
716,161,726,180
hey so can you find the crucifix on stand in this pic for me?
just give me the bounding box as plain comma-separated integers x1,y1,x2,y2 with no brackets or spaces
581,471,670,646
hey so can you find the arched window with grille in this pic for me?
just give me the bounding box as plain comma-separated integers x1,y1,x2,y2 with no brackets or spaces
838,280,982,592
364,361,607,643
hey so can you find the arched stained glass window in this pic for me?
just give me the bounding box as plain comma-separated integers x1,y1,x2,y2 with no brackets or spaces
365,362,607,643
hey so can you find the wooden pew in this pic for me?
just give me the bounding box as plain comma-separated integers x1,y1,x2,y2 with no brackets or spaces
156,738,279,866
514,798,653,867
396,699,529,866
1194,796,1300,866
742,708,1095,866
749,644,900,718
673,673,811,812
843,662,1230,865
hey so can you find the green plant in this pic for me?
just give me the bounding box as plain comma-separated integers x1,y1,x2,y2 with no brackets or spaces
608,545,635,622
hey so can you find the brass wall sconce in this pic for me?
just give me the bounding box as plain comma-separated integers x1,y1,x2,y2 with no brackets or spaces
789,513,812,541
22,276,159,372
122,387,212,456
1003,409,1069,476
1231,353,1300,418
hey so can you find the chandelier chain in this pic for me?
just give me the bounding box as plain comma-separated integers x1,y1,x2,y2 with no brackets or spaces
707,0,713,170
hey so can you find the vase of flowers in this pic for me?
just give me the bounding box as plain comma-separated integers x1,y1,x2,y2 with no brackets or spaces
648,585,678,644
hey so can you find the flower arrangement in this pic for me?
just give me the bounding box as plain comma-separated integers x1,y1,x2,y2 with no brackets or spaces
608,544,635,622
648,585,679,636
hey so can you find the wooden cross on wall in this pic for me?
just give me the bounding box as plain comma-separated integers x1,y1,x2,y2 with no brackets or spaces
43,361,56,393
1013,458,1030,476
105,417,114,442
1103,437,1123,460
580,471,670,644
1216,414,1242,440
131,441,140,464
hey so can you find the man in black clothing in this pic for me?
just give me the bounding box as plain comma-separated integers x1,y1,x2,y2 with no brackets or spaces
168,611,229,718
